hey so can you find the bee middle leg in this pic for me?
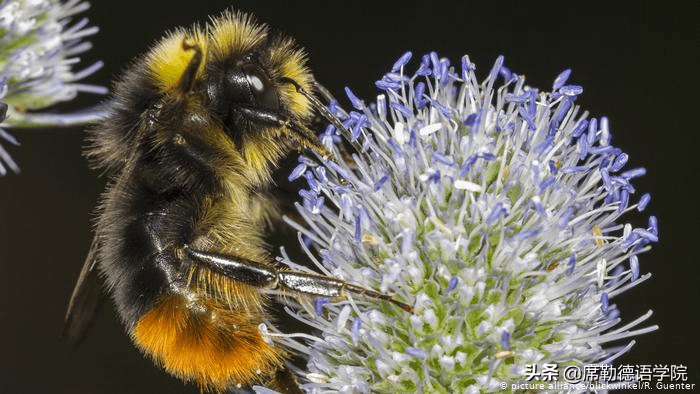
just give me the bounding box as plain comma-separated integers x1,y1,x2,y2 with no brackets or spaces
184,246,412,312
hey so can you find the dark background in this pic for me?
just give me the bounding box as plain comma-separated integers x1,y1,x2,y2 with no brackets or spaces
1,1,697,392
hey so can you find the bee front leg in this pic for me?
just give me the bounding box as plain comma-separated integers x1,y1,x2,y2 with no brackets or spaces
184,247,412,312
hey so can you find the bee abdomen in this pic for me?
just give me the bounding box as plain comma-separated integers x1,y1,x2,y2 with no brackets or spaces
131,291,286,391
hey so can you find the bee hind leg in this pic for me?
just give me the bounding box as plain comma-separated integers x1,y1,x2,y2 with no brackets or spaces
184,247,412,312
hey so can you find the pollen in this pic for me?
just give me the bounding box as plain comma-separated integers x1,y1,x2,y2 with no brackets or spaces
592,224,605,248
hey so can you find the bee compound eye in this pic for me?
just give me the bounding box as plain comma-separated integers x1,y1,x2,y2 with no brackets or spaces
207,58,281,122
241,63,279,111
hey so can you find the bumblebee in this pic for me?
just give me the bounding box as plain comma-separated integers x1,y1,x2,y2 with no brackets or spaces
64,10,410,394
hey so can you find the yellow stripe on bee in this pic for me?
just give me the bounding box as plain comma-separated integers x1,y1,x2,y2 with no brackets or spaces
208,11,267,59
269,42,313,116
146,29,207,92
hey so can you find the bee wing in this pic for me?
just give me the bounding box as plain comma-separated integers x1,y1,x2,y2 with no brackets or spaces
63,237,103,348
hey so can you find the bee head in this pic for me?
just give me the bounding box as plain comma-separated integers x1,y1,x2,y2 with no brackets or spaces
88,10,327,189
147,11,315,140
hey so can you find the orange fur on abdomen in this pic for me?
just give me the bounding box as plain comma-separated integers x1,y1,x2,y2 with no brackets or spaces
131,286,285,392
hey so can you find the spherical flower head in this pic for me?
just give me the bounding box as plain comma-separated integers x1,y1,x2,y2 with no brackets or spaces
276,52,659,393
0,0,106,174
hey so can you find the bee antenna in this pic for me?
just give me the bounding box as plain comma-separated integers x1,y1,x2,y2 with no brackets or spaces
179,39,203,93
279,77,363,153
